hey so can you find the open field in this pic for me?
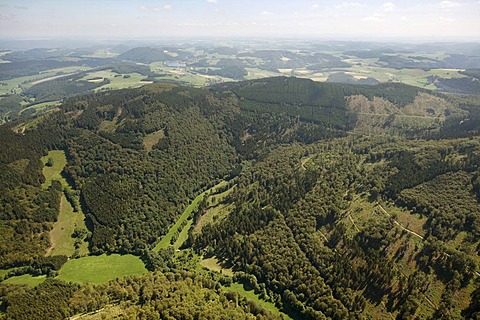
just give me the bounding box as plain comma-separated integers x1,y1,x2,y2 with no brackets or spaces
79,70,148,92
46,195,89,257
57,254,147,284
195,203,233,233
41,150,68,188
42,150,89,256
199,256,234,277
173,219,193,250
143,129,165,152
0,268,13,279
2,274,46,287
197,254,289,319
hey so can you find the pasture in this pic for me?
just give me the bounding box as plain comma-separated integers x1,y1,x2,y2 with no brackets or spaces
42,150,89,257
41,150,68,188
199,257,233,277
57,254,147,284
2,274,46,287
18,100,61,116
80,70,147,92
46,195,89,257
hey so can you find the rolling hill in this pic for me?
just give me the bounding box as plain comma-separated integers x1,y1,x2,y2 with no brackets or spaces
0,77,479,319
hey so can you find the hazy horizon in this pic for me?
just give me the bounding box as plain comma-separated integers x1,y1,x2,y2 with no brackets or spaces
1,0,479,43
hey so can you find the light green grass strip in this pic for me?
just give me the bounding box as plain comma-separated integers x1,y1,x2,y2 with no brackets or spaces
228,283,291,319
2,274,46,287
154,180,226,252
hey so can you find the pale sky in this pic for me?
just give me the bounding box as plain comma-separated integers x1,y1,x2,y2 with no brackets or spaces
0,0,479,40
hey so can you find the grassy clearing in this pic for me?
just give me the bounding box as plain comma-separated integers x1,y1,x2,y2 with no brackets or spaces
57,254,147,284
41,150,89,257
2,274,46,287
195,203,233,233
41,150,68,189
197,253,289,319
143,129,164,152
47,195,89,257
244,68,281,80
227,283,291,319
199,257,234,277
154,180,226,252
207,185,233,206
381,202,426,237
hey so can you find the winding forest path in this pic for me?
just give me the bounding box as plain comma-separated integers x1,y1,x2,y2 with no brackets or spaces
377,203,480,278
377,204,424,240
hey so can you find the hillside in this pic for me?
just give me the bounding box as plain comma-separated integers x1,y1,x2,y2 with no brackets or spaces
0,77,479,319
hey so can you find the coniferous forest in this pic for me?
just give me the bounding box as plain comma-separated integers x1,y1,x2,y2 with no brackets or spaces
1,76,480,319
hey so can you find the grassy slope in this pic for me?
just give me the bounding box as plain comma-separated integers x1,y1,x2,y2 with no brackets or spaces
41,150,68,188
197,254,289,319
79,70,147,92
18,100,61,116
199,257,234,277
41,150,89,257
57,254,147,284
2,274,46,287
47,195,88,257
173,219,193,250
154,180,227,252
143,129,165,152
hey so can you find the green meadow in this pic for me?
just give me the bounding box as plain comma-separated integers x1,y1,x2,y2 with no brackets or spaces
41,150,68,189
41,150,89,257
57,254,147,284
2,274,46,287
46,195,89,257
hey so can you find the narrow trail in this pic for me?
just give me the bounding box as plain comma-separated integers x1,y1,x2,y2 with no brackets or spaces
377,204,424,240
300,156,312,171
318,230,329,243
348,213,360,232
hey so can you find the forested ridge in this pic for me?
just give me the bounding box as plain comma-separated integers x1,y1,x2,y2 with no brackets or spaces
1,76,479,319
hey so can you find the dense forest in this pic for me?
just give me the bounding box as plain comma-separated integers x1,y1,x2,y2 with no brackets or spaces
0,76,479,319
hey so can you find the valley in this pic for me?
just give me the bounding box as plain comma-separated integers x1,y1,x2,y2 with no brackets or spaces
0,74,479,319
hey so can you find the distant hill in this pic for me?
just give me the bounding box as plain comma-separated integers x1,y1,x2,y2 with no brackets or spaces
118,47,193,63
